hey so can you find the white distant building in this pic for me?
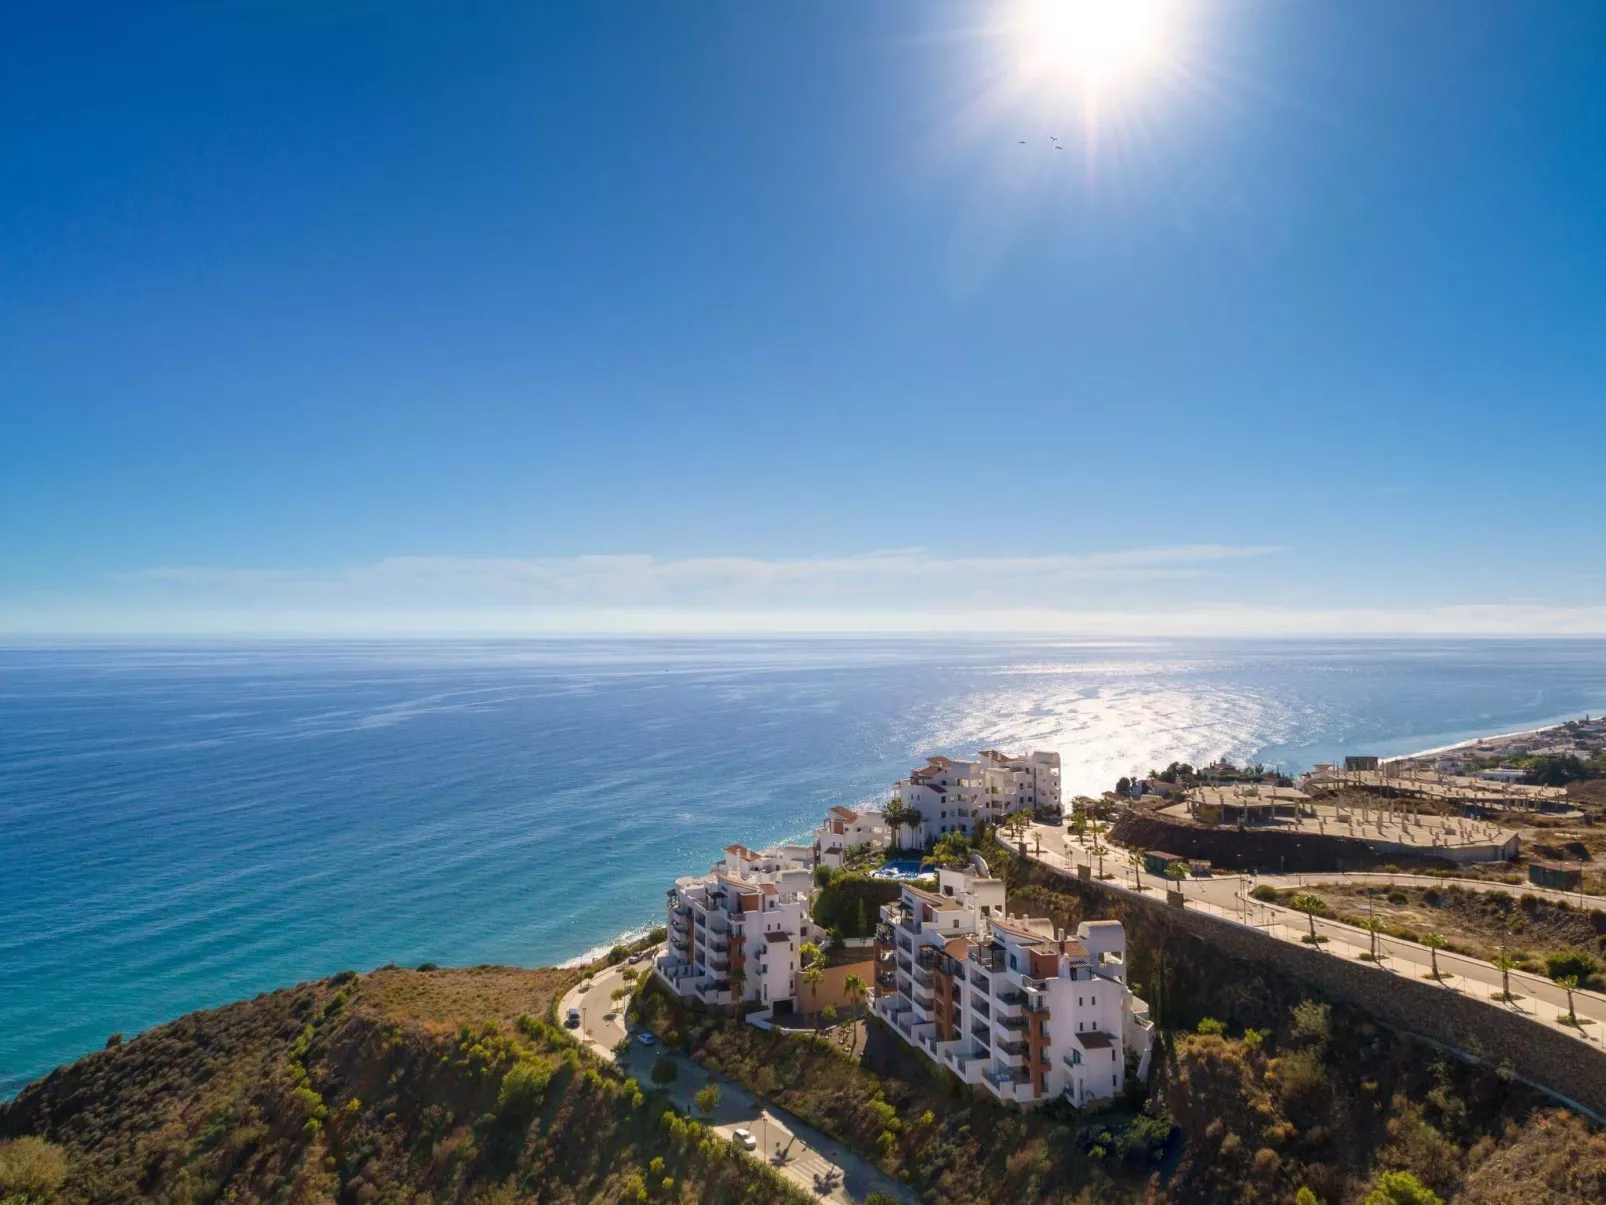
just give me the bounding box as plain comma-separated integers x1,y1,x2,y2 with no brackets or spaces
892,749,1061,846
874,876,1153,1108
813,805,890,870
655,843,817,1014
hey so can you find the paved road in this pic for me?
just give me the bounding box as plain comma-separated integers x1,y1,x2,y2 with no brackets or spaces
559,960,914,1204
1026,823,1606,1048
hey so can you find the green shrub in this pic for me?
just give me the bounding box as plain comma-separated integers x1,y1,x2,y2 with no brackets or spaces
1196,1017,1226,1036
497,1059,552,1120
0,1137,69,1200
1363,1169,1444,1205
1545,950,1602,985
651,1056,679,1085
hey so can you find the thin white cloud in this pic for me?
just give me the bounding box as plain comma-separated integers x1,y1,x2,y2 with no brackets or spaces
117,545,1284,606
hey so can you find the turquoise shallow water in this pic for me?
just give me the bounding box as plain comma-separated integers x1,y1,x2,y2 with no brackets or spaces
6,636,1606,1097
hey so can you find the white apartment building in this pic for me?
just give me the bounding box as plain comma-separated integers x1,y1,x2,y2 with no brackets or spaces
875,879,1153,1108
655,843,817,1016
892,749,1062,846
812,805,890,870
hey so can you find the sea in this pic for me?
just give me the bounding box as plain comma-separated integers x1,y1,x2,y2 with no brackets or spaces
6,636,1606,1098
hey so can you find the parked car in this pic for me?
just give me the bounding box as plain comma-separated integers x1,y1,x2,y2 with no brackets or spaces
636,1032,656,1046
731,1128,756,1152
565,1007,581,1028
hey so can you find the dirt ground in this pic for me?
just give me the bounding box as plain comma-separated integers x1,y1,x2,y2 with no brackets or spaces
1263,882,1606,976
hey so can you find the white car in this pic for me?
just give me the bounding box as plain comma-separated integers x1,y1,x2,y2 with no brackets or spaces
636,1032,656,1046
731,1128,756,1152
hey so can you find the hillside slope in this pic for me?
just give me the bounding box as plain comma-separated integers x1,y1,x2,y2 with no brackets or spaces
0,965,802,1205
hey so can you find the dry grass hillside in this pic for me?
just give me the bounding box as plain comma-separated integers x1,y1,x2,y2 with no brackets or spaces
0,964,806,1205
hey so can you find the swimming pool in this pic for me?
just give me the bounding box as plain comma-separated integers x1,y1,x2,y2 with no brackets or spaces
869,859,929,880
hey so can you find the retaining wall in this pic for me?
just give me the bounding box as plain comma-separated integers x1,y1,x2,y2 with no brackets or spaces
1018,860,1606,1118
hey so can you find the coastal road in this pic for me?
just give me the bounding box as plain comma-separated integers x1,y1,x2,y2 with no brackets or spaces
560,961,914,1204
1025,823,1606,1051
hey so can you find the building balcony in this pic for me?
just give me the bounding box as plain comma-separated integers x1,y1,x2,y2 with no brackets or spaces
983,1067,1015,1088
970,999,990,1019
875,923,895,945
915,946,938,969
897,935,914,955
710,958,730,972
970,945,1006,972
1063,1051,1082,1068
969,970,991,992
995,988,1024,1007
912,965,933,989
709,938,729,953
912,987,933,1009
897,955,912,975
1022,975,1050,992
970,1022,992,1045
1024,992,1050,1016
997,1038,1029,1057
996,1014,1028,1032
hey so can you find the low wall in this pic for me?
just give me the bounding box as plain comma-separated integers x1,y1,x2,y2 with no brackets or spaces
1111,809,1463,874
1018,860,1606,1119
798,958,874,1016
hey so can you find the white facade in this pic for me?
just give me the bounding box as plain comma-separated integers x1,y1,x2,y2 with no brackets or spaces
892,749,1062,847
655,843,817,1013
813,805,890,870
876,898,1153,1109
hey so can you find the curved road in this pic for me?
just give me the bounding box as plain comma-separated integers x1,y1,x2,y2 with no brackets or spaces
559,958,914,1204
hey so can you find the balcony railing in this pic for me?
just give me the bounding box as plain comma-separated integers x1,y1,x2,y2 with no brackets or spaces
916,946,938,969
995,988,1024,1007
996,1014,1028,1032
983,1067,1015,1088
970,999,990,1019
997,1038,1029,1057
710,959,730,972
969,971,991,992
912,988,933,1009
970,1022,992,1045
1023,975,1050,992
875,924,895,945
912,966,933,989
1024,992,1050,1015
970,946,1006,971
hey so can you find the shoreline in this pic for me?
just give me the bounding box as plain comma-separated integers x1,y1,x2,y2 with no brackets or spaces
1387,712,1595,765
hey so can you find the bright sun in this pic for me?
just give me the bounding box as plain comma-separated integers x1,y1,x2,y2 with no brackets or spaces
1026,0,1172,94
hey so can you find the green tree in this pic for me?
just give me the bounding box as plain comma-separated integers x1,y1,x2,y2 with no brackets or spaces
1295,1189,1322,1205
882,799,920,850
1291,893,1326,944
694,1081,721,1116
650,1056,679,1085
1129,847,1147,890
1363,1170,1444,1205
1422,932,1447,981
1164,859,1191,889
497,1059,552,1123
925,831,971,869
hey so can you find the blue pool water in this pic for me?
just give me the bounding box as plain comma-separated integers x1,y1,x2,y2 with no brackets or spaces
871,860,930,879
6,636,1606,1097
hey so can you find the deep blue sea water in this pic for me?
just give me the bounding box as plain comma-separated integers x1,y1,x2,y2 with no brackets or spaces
6,636,1606,1097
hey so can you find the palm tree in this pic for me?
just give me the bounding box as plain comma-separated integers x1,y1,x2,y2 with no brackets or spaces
1559,974,1581,1026
1291,893,1325,944
842,973,867,1054
882,800,919,852
1088,820,1109,878
1359,917,1386,962
802,962,826,1038
1422,932,1447,981
1129,848,1147,890
1163,859,1190,892
1492,949,1518,1003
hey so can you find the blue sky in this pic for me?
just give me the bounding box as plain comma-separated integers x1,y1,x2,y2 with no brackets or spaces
3,1,1604,635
